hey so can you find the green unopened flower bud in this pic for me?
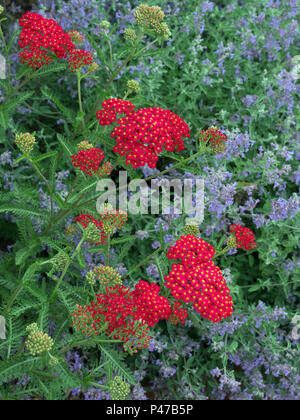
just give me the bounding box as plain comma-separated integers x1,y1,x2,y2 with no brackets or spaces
183,222,200,237
127,80,140,94
77,140,94,151
109,376,130,400
15,132,36,155
154,22,171,39
0,6,4,15
86,270,96,286
93,265,122,287
227,236,237,249
26,323,39,334
124,28,137,42
84,222,102,243
25,324,54,356
99,20,110,30
49,354,59,366
51,251,70,272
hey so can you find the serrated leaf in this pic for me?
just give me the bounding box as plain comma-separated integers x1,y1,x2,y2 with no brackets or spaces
0,203,44,218
15,242,40,266
0,91,34,112
57,133,74,157
0,110,9,129
99,345,136,385
110,236,136,245
32,151,58,163
77,251,86,269
31,62,67,79
41,86,74,122
13,154,26,164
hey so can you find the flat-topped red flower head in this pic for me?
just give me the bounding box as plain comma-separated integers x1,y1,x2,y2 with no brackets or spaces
18,11,75,68
111,106,190,168
229,224,257,251
71,148,105,176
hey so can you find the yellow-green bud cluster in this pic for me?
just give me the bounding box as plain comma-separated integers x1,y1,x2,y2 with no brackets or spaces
86,270,96,286
127,80,140,94
25,323,54,356
0,6,4,14
109,376,130,400
183,222,200,237
51,251,70,272
123,28,137,42
88,62,99,73
84,222,101,243
227,236,237,249
77,140,94,151
93,265,122,287
153,21,171,39
15,132,36,155
99,20,110,30
49,354,59,366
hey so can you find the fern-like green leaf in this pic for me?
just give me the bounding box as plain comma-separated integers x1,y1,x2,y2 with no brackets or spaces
0,203,45,219
0,91,34,113
41,87,75,122
98,345,136,385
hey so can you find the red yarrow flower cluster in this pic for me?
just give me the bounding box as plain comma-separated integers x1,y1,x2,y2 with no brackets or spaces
72,286,151,354
72,282,171,353
199,127,227,154
68,48,94,72
130,281,171,327
165,235,233,323
18,11,75,68
110,106,191,168
97,161,113,178
74,214,107,245
167,235,215,268
71,147,105,176
96,98,135,126
229,225,257,251
168,301,188,326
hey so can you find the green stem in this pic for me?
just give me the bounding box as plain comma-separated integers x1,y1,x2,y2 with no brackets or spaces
49,236,85,302
64,174,80,204
214,245,230,259
77,71,83,113
1,284,23,318
106,235,111,265
82,32,144,127
77,70,85,130
144,149,205,183
123,238,177,279
28,157,54,221
135,38,159,57
104,33,113,70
